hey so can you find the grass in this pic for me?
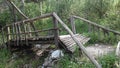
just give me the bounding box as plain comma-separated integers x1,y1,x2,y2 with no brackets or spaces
98,53,118,68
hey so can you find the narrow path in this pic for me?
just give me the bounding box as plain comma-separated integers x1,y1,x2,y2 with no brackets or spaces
86,44,115,57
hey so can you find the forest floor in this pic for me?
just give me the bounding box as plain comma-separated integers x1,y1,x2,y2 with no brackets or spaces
0,43,116,68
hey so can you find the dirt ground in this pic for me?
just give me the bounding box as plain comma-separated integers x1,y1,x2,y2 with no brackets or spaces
86,44,115,57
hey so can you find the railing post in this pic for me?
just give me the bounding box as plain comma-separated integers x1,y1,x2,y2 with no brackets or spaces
88,23,92,33
6,26,11,48
7,26,11,40
27,24,32,38
15,24,19,46
1,28,6,48
17,24,21,45
53,16,59,48
70,16,76,34
23,22,28,45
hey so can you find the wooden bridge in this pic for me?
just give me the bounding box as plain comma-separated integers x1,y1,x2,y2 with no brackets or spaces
0,12,120,68
0,12,90,52
0,1,120,68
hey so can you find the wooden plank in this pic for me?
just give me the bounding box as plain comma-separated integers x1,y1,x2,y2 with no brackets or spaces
7,28,56,35
60,34,90,52
8,37,55,46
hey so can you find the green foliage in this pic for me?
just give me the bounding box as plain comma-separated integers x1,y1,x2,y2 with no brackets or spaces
55,48,95,68
99,53,118,68
55,51,120,68
0,48,43,68
0,48,11,68
0,10,11,26
24,2,40,18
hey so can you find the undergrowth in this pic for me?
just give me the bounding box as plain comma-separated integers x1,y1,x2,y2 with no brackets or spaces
55,48,119,68
0,48,44,68
0,46,120,68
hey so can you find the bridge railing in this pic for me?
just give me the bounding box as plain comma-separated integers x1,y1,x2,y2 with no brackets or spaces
69,15,120,43
0,13,59,47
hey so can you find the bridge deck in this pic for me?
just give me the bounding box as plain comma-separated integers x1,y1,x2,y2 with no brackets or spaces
59,34,90,52
7,36,55,47
6,34,90,52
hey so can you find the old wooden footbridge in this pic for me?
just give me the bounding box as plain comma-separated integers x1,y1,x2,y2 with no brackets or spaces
0,1,120,68
0,12,120,68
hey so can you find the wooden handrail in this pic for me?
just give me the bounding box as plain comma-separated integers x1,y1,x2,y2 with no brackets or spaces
7,28,58,35
73,15,120,35
1,13,53,30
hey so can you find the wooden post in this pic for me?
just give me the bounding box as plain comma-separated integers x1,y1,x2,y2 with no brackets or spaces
12,24,17,47
24,23,28,46
88,23,92,33
6,26,11,48
70,16,76,34
1,28,6,48
28,24,32,38
97,27,101,40
15,24,19,46
12,24,15,40
17,24,22,45
53,16,59,48
53,12,101,68
7,26,11,40
18,24,22,37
